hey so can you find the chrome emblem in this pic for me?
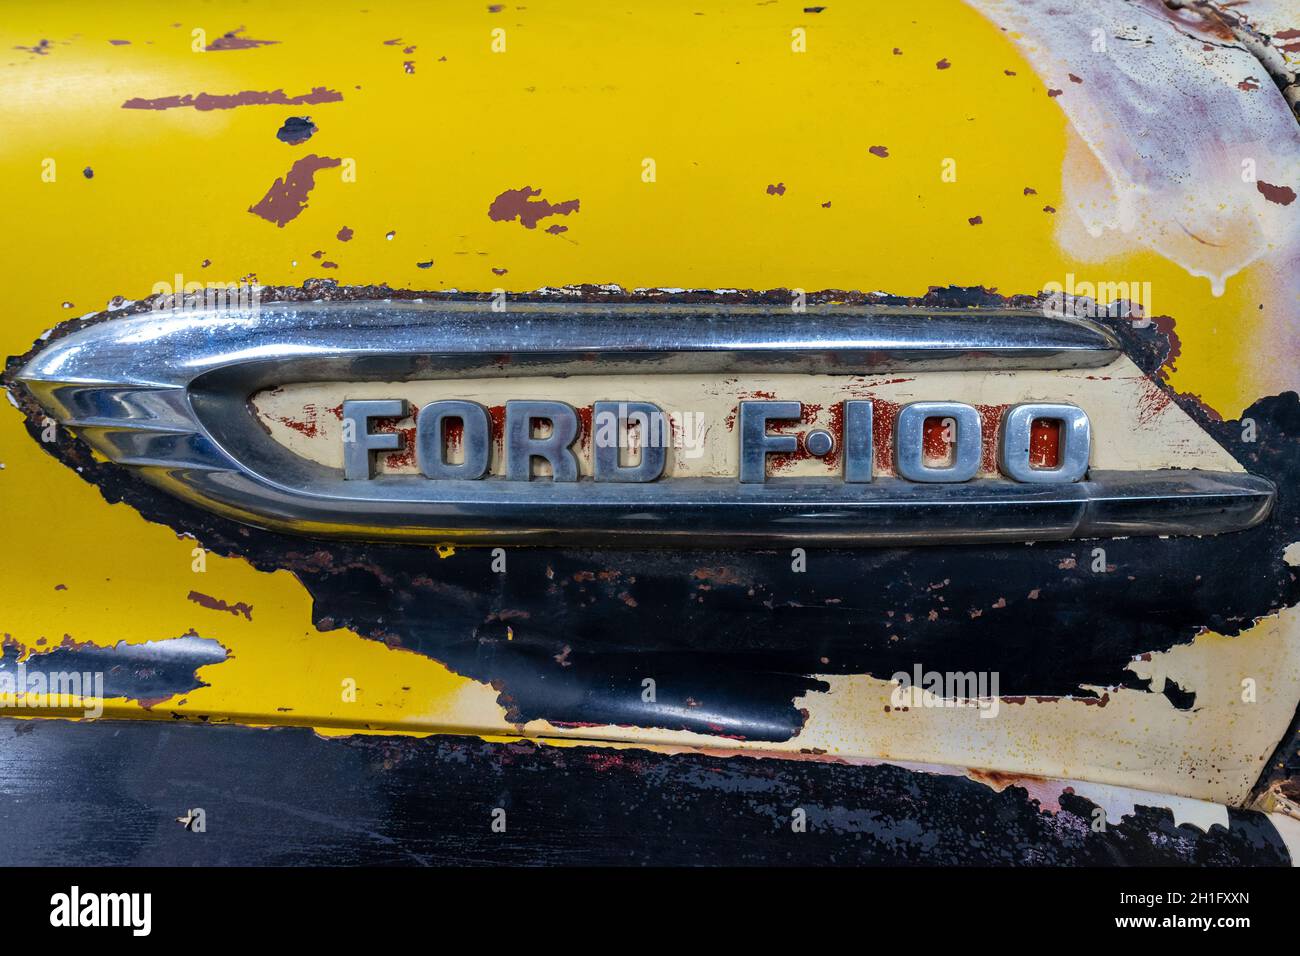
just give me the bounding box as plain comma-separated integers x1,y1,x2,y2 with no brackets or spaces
16,301,1274,546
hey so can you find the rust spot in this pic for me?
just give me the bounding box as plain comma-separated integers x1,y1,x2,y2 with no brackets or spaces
868,145,889,158
1043,205,1056,214
1023,186,1037,195
486,404,507,458
1149,314,1183,371
187,590,253,621
574,405,594,454
1047,88,1063,98
936,57,951,69
384,424,418,468
921,416,950,464
866,397,902,472
1000,693,1110,709
443,414,464,453
1238,77,1260,91
488,186,581,230
123,88,343,111
1257,180,1297,206
108,39,131,46
1028,417,1061,468
272,404,321,438
968,215,983,225
248,154,342,227
766,182,787,196
1136,377,1174,425
1068,73,1083,84
821,402,845,470
336,226,353,241
14,40,52,56
691,566,748,588
966,768,1037,790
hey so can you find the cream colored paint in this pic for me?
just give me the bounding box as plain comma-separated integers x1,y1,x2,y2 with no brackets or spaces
1269,812,1300,863
505,609,1300,806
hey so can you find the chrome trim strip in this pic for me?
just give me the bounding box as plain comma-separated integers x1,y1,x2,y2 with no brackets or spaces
18,301,1122,396
134,469,1276,546
15,302,1272,547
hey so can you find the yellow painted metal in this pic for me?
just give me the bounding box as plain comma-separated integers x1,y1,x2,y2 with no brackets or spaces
1,1,1296,805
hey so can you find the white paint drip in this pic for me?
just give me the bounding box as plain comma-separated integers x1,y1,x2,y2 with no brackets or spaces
967,0,1300,300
